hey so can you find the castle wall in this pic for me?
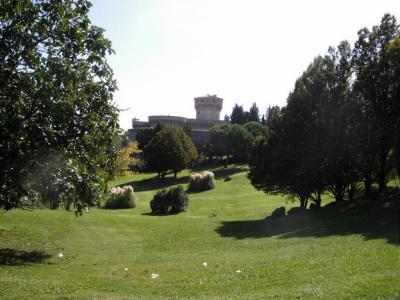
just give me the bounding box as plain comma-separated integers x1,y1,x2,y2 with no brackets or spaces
130,95,225,151
148,115,187,128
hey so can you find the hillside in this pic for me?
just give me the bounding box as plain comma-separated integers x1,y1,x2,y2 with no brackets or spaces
0,165,398,299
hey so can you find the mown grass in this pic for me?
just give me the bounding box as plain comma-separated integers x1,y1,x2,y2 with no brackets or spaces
0,165,398,299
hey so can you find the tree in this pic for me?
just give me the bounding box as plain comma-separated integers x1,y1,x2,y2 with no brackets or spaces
243,121,269,140
136,123,164,150
352,14,399,192
265,106,282,132
115,142,138,176
230,104,247,124
144,128,198,178
0,0,119,213
249,15,400,207
248,102,260,122
321,42,361,202
249,45,357,206
387,36,400,177
206,123,252,162
228,124,253,162
206,124,231,158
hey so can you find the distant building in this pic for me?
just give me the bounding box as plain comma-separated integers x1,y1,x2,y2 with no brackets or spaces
128,95,225,150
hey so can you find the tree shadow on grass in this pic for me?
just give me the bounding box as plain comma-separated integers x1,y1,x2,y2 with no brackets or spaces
0,248,51,265
191,164,248,180
119,165,247,192
118,176,190,192
216,193,399,245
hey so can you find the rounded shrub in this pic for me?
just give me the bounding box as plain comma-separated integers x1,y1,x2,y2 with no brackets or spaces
150,185,188,215
188,171,215,192
104,185,137,209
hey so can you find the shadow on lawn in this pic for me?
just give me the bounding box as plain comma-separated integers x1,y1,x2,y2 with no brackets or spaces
123,176,190,192
0,248,51,265
191,164,248,180
216,191,399,245
121,164,248,192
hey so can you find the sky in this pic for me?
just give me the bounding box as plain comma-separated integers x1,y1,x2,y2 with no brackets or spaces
89,0,400,130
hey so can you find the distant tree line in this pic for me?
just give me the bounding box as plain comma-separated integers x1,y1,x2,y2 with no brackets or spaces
248,14,400,208
206,122,268,162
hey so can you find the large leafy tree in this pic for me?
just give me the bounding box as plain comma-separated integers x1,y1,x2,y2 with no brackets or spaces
0,0,119,213
387,37,400,177
352,14,399,192
206,124,231,158
228,124,253,162
144,128,198,178
243,121,268,140
206,123,253,162
249,44,358,207
135,123,164,150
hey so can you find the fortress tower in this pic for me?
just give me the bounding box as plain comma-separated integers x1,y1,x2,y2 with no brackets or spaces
194,95,223,121
129,94,225,149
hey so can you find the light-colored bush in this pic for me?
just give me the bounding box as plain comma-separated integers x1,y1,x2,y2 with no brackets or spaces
104,185,137,209
188,171,215,192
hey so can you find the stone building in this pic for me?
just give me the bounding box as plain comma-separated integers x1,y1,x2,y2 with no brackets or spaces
129,95,225,150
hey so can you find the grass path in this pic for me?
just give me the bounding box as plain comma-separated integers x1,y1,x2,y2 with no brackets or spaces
0,165,398,299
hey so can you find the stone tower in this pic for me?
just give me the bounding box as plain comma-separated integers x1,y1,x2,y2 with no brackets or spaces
194,95,223,121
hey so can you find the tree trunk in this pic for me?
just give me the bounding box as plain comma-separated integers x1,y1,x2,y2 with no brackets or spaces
335,188,344,202
378,146,389,193
315,190,322,208
348,184,355,202
364,174,372,196
299,197,306,208
299,196,309,209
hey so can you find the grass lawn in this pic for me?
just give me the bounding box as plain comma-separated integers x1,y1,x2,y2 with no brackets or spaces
0,165,399,299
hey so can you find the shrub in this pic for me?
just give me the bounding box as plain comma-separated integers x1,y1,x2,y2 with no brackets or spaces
150,185,188,215
104,185,137,209
188,171,215,192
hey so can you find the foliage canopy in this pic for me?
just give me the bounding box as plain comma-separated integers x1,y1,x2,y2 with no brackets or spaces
0,0,119,213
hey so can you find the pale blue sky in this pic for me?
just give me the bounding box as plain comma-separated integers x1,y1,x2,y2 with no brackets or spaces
89,0,400,130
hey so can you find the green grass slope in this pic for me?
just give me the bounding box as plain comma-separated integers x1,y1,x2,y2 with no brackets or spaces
0,165,398,299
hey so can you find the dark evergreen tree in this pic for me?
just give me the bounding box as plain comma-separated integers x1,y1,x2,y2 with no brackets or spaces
265,106,282,131
248,102,260,122
352,14,399,193
230,104,247,124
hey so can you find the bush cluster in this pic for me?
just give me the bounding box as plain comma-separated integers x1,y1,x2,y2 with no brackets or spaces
104,185,137,209
188,171,215,192
150,185,188,215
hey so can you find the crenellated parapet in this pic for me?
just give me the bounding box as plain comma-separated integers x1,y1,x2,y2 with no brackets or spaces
148,115,187,128
194,95,223,121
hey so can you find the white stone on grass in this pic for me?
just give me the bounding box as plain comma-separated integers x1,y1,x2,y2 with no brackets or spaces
202,262,208,267
57,253,64,258
236,270,242,273
124,268,128,271
151,273,159,279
